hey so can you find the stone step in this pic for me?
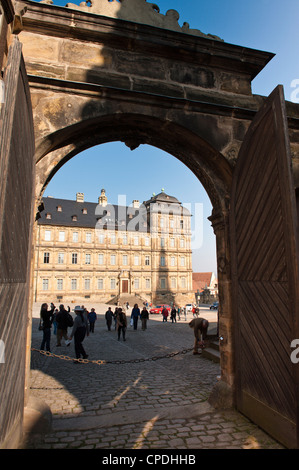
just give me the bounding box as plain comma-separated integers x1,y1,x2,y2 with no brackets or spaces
202,339,220,363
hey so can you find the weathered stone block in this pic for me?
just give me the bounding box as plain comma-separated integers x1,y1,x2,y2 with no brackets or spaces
169,64,215,88
60,40,113,68
20,32,60,62
219,72,252,95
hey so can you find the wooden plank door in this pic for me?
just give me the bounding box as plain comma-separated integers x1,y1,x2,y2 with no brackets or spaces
0,37,35,447
230,86,299,448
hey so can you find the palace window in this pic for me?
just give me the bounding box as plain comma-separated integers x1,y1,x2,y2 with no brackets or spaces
59,231,65,242
43,252,50,264
71,279,77,290
85,254,91,264
98,233,105,244
145,255,150,266
84,278,90,290
44,230,51,241
73,232,78,242
57,279,63,290
97,278,104,290
72,253,78,264
42,279,49,290
58,252,64,264
86,232,92,243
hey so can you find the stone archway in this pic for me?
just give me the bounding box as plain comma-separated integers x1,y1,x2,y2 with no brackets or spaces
17,0,275,401
17,0,299,427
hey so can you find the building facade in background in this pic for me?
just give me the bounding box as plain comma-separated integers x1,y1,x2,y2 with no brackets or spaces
33,190,193,306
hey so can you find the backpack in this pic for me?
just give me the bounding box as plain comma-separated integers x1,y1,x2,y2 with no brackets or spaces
67,313,74,327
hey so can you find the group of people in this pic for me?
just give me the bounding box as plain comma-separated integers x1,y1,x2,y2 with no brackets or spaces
39,303,97,363
39,301,210,362
104,303,149,339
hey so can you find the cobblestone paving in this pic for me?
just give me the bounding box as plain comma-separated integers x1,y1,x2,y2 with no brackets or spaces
25,305,284,450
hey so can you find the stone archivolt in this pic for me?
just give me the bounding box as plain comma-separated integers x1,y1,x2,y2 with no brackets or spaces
40,0,223,41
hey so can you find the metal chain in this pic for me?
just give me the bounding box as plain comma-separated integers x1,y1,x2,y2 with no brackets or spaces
31,347,193,365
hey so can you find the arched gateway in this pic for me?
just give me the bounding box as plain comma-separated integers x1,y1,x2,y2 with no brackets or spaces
0,0,299,448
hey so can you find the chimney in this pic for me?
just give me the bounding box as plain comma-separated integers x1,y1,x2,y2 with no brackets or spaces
132,200,140,208
76,192,84,203
98,189,108,207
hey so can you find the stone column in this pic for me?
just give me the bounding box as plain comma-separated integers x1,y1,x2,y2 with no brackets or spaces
208,206,235,409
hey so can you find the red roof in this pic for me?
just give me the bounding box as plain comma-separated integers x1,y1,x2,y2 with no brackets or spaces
192,272,214,291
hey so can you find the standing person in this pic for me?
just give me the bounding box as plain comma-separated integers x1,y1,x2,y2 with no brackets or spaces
105,307,113,331
117,308,127,341
170,306,177,323
53,308,58,335
69,305,89,363
56,305,72,346
40,303,55,352
131,304,141,330
162,306,168,322
141,306,149,331
189,317,209,355
88,308,97,333
113,307,118,330
177,306,181,321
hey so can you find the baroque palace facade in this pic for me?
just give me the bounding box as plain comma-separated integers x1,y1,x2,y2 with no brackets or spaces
33,189,193,305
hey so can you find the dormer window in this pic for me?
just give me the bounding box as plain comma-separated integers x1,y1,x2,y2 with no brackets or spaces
46,213,52,219
72,215,78,221
57,206,62,212
82,208,87,215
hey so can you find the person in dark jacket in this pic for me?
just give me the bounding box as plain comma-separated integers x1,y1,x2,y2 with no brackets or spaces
116,308,127,341
105,307,113,331
88,308,97,333
40,303,55,352
131,304,141,330
69,305,89,362
56,304,71,346
189,317,209,355
141,306,149,330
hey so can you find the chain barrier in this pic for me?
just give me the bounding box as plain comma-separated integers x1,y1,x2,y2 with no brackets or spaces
31,347,194,365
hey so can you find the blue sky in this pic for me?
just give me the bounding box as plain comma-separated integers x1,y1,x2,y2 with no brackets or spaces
43,0,299,273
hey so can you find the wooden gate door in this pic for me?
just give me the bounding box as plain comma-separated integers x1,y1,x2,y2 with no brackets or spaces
230,86,299,448
0,37,35,447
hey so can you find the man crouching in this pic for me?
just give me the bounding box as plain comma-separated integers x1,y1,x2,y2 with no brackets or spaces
189,318,209,355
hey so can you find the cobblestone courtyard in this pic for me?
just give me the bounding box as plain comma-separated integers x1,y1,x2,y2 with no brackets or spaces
24,303,283,450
